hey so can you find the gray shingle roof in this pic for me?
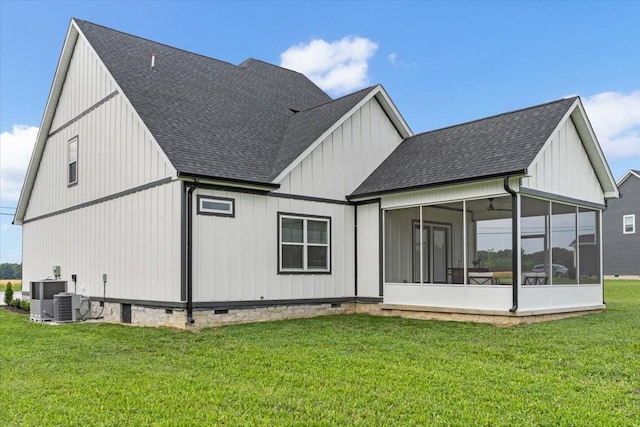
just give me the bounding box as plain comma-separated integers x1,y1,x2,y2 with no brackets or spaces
272,86,374,178
75,19,365,185
350,97,578,198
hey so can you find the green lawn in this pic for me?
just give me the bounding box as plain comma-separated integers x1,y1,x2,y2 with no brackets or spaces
1,281,639,426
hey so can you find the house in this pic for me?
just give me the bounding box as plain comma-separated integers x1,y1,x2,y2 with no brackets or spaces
14,19,619,327
603,170,640,277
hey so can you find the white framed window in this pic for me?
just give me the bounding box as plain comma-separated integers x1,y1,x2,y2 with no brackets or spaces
68,136,78,186
278,213,330,273
623,214,635,234
197,195,234,217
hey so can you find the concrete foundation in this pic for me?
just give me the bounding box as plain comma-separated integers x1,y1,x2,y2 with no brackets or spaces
83,300,605,329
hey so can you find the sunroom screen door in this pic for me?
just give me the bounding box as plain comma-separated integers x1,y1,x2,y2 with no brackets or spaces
413,222,450,283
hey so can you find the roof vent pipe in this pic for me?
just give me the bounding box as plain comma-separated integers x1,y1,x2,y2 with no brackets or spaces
150,53,156,70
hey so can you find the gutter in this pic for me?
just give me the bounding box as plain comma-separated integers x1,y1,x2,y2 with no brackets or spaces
347,169,528,201
503,177,519,313
177,171,280,191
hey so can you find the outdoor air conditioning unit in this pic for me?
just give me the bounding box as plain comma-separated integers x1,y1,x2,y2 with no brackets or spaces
53,292,82,322
30,280,67,321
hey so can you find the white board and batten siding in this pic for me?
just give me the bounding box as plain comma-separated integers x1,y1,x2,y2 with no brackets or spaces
192,189,355,302
522,118,604,205
268,96,403,300
381,178,519,210
276,97,403,200
25,34,173,220
49,35,115,132
22,33,181,302
356,202,380,298
22,182,182,302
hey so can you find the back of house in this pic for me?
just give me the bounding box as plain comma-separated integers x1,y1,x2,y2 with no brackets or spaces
14,19,411,326
15,19,620,327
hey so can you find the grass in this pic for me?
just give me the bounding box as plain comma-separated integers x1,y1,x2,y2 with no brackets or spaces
0,279,21,292
1,281,639,426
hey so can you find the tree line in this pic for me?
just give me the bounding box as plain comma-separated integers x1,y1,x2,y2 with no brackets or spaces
476,248,575,272
0,263,22,279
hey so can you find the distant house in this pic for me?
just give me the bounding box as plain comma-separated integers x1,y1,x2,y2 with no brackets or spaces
603,170,640,277
14,19,619,327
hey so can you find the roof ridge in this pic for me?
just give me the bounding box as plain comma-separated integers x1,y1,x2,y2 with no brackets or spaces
241,57,309,76
269,86,377,179
72,18,239,70
412,96,579,138
297,85,376,114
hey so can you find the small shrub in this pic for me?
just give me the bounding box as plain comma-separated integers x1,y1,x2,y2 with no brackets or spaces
4,283,13,305
20,299,30,311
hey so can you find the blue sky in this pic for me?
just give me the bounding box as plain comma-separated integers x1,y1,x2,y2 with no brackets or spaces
1,1,639,263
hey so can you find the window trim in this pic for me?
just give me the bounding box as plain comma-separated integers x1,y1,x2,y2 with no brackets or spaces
278,212,331,274
197,195,235,217
68,136,78,187
623,214,636,234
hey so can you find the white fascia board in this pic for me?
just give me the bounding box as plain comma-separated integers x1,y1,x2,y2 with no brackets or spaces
616,170,640,187
571,99,619,198
525,97,619,200
14,22,79,225
272,85,413,184
373,85,413,139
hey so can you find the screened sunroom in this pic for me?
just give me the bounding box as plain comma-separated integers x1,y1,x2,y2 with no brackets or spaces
350,96,619,319
382,190,603,313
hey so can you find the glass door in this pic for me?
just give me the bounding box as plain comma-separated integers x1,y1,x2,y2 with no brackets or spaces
432,226,448,283
413,222,450,283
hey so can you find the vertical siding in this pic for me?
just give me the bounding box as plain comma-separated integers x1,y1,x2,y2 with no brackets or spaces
21,33,179,304
50,36,114,130
25,94,172,220
603,176,640,275
192,189,355,302
25,36,173,221
277,98,403,199
522,119,604,204
381,179,514,209
22,181,182,302
356,202,381,297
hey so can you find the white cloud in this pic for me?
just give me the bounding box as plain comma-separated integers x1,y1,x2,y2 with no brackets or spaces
280,36,378,96
387,52,415,69
0,125,38,205
582,90,640,158
388,53,398,66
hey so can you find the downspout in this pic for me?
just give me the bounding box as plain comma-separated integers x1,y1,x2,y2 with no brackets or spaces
602,199,608,305
354,204,358,298
504,177,519,313
185,182,197,324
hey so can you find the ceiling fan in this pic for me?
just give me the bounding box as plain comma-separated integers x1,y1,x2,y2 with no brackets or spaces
487,198,511,212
